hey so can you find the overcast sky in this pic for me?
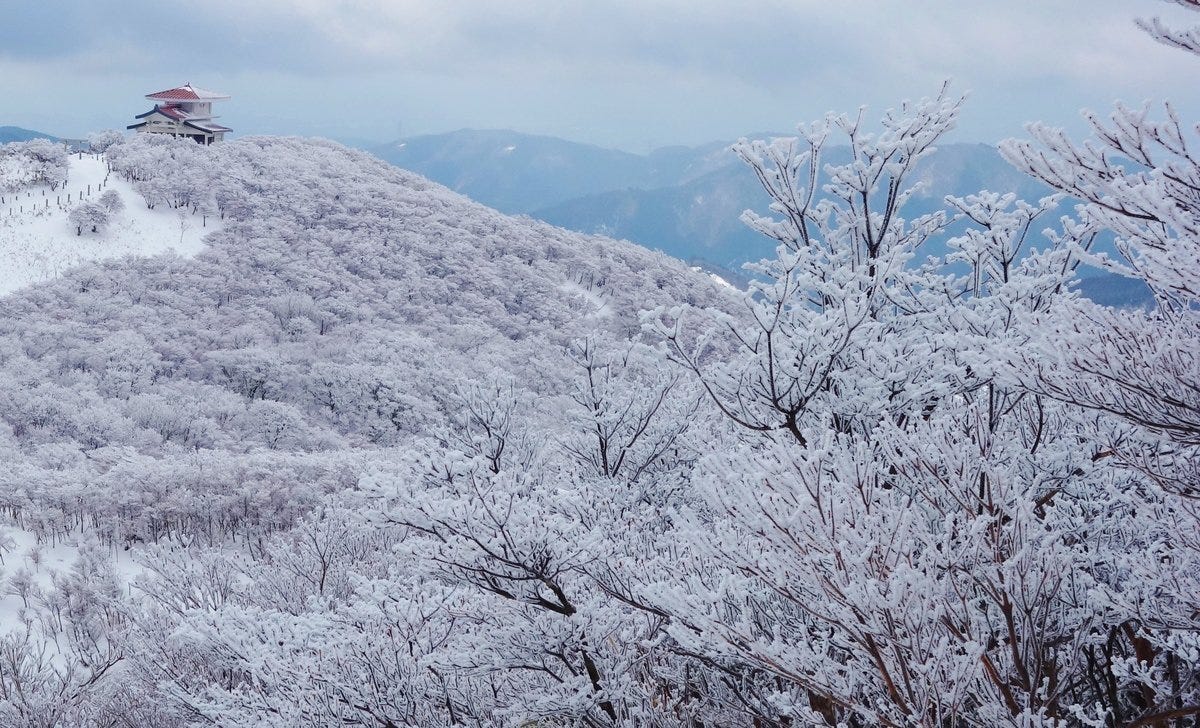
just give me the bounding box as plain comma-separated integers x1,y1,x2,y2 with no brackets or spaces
2,0,1198,151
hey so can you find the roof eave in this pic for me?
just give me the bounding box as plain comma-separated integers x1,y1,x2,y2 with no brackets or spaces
134,106,171,119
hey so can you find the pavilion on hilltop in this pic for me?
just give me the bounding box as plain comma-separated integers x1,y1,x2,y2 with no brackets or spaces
128,83,232,144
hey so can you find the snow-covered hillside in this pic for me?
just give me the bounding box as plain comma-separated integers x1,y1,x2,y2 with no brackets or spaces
0,152,212,294
0,133,738,725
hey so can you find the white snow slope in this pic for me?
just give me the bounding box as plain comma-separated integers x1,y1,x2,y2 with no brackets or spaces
0,152,214,294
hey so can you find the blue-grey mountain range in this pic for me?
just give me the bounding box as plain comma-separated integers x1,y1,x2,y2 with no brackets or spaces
371,131,1057,269
0,126,58,144
371,129,1150,306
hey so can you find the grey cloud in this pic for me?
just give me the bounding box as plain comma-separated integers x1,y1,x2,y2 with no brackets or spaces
0,0,376,74
2,1,1199,150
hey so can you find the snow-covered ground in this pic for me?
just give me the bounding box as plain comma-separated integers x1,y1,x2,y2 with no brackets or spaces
0,521,145,645
689,265,734,289
0,153,214,295
560,280,613,318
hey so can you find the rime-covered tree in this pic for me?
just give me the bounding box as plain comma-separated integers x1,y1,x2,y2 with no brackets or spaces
990,2,1200,724
68,202,109,235
645,65,1197,724
87,130,124,154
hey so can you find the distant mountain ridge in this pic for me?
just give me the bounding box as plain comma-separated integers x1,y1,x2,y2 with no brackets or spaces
0,126,58,144
371,128,1152,308
540,139,1056,267
375,131,1051,266
370,129,739,214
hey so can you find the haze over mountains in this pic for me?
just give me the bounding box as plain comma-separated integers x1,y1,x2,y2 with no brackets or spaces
372,130,1053,266
372,128,1150,305
373,130,736,214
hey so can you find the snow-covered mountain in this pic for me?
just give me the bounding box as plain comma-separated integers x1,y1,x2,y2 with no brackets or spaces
0,133,727,481
0,133,740,722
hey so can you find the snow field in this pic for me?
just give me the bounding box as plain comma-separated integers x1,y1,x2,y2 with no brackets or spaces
0,520,146,663
0,153,214,295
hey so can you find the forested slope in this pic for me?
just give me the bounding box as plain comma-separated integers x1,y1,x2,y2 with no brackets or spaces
0,135,729,534
0,135,741,725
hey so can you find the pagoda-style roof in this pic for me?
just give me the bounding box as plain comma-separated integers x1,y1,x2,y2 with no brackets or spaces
145,83,230,102
136,104,190,121
131,84,232,142
128,106,232,136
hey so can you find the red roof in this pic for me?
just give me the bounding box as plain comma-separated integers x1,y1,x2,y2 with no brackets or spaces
156,105,189,120
147,87,200,101
146,83,229,101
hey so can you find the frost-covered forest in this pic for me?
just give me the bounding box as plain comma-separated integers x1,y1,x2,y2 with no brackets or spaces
0,6,1198,728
